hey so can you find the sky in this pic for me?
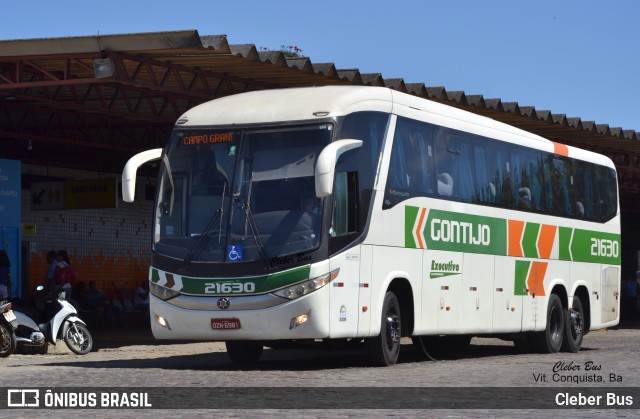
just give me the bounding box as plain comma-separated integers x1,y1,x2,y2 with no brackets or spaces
2,0,638,131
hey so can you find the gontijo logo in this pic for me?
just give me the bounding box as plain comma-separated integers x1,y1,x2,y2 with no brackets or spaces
405,206,505,255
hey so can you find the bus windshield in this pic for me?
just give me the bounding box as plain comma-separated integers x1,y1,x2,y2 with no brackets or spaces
154,124,333,263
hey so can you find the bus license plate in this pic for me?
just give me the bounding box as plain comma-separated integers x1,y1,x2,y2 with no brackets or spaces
211,318,241,330
3,310,16,323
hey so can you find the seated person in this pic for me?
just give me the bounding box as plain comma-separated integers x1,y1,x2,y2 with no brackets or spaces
437,173,453,196
518,187,531,209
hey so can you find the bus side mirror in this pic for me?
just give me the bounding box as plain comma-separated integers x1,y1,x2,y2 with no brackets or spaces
315,139,362,198
122,148,163,202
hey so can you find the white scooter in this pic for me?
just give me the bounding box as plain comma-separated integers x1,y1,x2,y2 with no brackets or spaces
13,285,93,355
0,300,17,357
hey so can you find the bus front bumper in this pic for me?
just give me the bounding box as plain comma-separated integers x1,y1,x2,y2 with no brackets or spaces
149,288,331,341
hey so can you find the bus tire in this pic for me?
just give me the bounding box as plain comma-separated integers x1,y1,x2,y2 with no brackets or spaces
366,291,401,366
533,294,564,353
561,296,585,353
225,341,263,365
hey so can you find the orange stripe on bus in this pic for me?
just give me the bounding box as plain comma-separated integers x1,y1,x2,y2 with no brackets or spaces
553,142,569,157
537,224,557,259
508,219,525,257
528,261,547,296
415,208,427,249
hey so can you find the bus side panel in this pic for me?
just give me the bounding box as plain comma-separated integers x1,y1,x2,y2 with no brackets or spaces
357,244,374,338
493,256,523,332
529,260,570,332
368,246,422,338
569,262,598,327
329,247,361,338
598,266,620,328
423,250,463,334
460,253,494,334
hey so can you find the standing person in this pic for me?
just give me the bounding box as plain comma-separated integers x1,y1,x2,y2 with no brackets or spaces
44,250,58,295
0,250,10,300
134,280,150,313
54,250,77,301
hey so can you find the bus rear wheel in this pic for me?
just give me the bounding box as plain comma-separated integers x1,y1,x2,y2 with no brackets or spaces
225,341,263,365
561,296,584,353
533,294,564,353
366,291,401,366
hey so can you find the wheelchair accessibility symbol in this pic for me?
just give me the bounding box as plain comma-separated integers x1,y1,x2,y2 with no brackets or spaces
227,245,243,261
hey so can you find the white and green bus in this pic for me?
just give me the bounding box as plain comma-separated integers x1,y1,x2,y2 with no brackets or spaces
122,86,620,366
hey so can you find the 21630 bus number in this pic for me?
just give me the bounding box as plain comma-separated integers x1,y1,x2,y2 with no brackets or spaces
204,282,256,294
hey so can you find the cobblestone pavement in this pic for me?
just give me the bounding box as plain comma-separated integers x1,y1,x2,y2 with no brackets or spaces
1,327,639,418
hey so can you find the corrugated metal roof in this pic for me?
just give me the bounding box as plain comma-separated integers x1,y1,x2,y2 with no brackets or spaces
0,29,638,194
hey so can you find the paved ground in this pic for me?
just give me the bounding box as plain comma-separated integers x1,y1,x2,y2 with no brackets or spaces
1,325,640,417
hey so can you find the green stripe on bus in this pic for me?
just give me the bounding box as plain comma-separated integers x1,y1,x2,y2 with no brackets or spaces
151,265,311,295
559,227,620,264
522,223,540,258
405,205,419,249
514,260,530,296
178,264,311,295
151,268,160,283
569,229,621,265
405,205,620,265
559,227,572,261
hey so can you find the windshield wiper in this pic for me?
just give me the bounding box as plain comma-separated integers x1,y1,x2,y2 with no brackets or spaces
178,208,223,272
235,172,269,268
179,183,226,272
241,200,269,268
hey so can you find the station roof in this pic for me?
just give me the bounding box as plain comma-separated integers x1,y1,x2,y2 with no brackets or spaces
1,29,639,205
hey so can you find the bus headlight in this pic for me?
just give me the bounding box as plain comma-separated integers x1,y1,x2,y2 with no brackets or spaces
273,269,339,300
149,281,180,301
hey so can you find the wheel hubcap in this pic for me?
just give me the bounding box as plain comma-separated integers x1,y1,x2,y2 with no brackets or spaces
550,306,562,342
70,326,86,346
385,313,401,350
570,310,583,341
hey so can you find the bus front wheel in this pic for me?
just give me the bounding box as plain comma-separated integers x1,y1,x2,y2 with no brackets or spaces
366,291,401,366
533,294,564,353
225,341,263,365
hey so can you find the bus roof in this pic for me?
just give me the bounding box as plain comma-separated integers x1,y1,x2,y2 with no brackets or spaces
178,86,615,169
179,86,392,126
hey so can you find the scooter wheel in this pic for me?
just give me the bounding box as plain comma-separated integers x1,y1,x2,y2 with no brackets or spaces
63,323,93,355
0,322,17,357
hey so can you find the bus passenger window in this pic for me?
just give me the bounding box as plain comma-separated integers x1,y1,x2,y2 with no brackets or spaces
434,138,454,198
382,117,438,208
473,143,493,204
